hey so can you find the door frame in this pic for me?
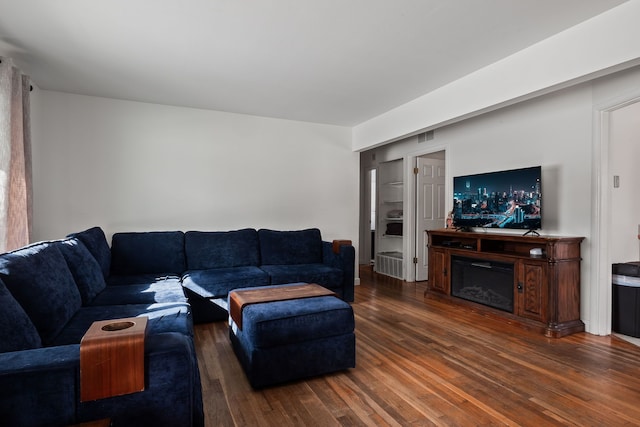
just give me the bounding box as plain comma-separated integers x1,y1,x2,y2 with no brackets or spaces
403,144,448,282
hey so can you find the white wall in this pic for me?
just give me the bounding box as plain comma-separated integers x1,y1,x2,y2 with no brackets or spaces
610,101,640,263
31,91,359,254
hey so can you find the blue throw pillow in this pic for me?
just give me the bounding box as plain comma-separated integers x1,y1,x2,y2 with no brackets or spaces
0,278,42,353
0,242,82,345
258,228,323,265
67,227,111,280
57,238,107,304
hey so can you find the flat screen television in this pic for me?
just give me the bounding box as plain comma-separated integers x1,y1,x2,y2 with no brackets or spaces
452,166,542,232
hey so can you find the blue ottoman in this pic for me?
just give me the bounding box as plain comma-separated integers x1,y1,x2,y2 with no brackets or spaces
228,284,356,388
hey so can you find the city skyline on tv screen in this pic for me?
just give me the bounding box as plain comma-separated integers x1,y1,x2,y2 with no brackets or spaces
453,166,541,230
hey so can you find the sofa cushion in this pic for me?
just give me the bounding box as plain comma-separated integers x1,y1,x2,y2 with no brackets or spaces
0,278,42,352
258,228,323,265
185,229,260,270
67,227,111,280
0,242,82,345
182,267,270,299
57,238,107,305
259,264,343,292
106,273,182,286
111,231,185,275
88,280,187,306
51,302,193,346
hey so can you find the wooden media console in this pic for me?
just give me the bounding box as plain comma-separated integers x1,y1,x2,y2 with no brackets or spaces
427,229,584,337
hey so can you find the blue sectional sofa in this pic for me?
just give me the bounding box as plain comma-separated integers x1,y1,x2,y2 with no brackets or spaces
0,234,203,427
0,225,355,425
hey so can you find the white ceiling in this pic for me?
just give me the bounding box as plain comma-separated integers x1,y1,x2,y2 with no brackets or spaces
0,0,628,126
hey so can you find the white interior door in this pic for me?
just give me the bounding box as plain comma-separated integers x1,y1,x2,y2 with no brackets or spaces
415,157,446,281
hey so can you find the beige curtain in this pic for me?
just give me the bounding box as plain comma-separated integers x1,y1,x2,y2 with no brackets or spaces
0,56,32,252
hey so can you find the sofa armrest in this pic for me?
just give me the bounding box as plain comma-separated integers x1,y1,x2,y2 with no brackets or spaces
79,333,204,427
0,344,81,426
0,333,204,427
322,241,355,302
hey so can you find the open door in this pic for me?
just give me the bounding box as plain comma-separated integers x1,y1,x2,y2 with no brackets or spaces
415,156,446,281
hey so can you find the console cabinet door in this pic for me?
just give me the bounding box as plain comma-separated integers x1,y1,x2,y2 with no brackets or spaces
516,260,548,322
429,248,449,294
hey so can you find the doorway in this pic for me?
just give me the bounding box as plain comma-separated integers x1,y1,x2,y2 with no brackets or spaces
604,99,640,338
593,95,640,336
362,168,377,265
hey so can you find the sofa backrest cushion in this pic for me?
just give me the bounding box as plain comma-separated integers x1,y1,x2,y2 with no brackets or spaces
0,277,42,353
57,238,107,305
185,229,260,270
0,242,82,345
258,228,323,265
110,231,186,275
67,227,111,279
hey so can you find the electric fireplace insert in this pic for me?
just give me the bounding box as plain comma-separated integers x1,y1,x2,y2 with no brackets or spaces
450,255,514,312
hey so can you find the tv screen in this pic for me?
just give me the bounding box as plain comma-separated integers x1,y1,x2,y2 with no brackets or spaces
453,166,542,231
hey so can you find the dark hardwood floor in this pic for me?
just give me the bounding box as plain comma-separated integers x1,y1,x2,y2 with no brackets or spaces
194,266,640,426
